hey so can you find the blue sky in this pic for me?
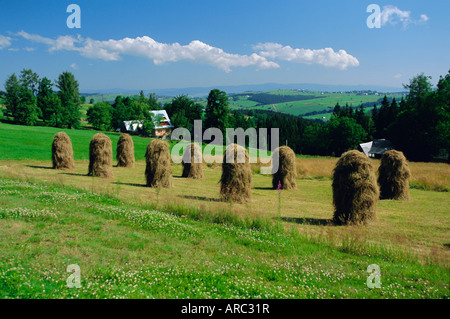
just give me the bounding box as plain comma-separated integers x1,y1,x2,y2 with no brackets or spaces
1,0,449,91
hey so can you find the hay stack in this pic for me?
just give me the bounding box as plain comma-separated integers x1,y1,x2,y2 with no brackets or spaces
182,142,203,179
378,150,411,200
220,143,252,203
332,150,379,225
88,133,113,178
145,139,172,188
52,132,75,170
272,146,297,190
116,133,135,168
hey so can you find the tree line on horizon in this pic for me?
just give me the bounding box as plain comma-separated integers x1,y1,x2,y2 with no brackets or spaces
2,69,83,128
235,70,448,162
1,69,449,162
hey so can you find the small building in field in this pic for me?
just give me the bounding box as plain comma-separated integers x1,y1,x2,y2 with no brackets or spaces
121,110,174,138
358,139,393,158
150,110,174,137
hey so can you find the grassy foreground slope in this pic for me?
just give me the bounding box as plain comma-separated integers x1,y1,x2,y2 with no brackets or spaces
0,122,449,298
0,176,448,299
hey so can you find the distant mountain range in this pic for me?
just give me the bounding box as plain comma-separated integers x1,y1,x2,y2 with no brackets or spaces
81,82,406,97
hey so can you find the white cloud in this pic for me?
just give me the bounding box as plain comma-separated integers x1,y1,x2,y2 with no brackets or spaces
380,5,429,28
15,31,279,72
13,31,359,71
16,30,54,45
95,36,280,71
70,63,78,70
394,73,402,79
24,47,35,52
253,43,359,70
0,35,12,50
419,14,429,23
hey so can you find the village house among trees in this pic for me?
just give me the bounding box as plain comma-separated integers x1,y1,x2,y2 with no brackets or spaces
122,110,174,138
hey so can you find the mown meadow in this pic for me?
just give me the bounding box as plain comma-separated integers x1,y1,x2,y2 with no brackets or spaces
0,122,448,299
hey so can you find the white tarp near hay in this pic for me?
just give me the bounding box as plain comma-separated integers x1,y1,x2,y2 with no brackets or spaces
359,139,393,158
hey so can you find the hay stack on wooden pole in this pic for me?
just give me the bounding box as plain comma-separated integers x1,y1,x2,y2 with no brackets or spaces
332,150,379,225
88,133,113,178
378,150,411,200
145,139,172,188
182,142,203,179
220,143,252,203
272,146,297,190
116,133,135,168
52,132,75,170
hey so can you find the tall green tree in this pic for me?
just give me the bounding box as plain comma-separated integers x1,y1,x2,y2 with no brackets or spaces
326,116,367,156
148,93,162,110
111,96,128,130
435,70,450,162
205,89,230,132
46,94,63,128
19,69,39,96
56,71,81,129
404,73,433,104
302,123,329,156
164,95,203,132
389,73,439,161
373,95,395,138
87,102,113,131
15,87,39,126
3,73,20,118
37,77,54,122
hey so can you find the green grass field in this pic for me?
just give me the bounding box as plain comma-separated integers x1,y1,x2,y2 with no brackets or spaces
0,122,448,299
0,122,154,161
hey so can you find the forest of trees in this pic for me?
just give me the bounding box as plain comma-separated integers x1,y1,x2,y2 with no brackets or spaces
1,68,449,162
232,70,449,162
232,92,319,105
88,91,162,135
2,69,82,128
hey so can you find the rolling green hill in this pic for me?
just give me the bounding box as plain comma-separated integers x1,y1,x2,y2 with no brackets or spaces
79,89,404,120
229,90,403,118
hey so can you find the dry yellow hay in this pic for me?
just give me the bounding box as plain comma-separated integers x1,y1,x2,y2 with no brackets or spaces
378,150,411,200
182,142,203,179
88,133,113,178
145,139,172,188
332,150,379,225
52,132,75,170
116,133,135,168
220,143,252,203
272,146,297,190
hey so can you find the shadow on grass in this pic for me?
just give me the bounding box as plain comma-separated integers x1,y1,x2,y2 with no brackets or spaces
178,195,221,202
26,165,54,170
60,172,88,177
112,182,147,188
279,216,332,226
253,186,274,190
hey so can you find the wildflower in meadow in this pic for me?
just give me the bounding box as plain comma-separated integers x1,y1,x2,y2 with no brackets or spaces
277,181,282,217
